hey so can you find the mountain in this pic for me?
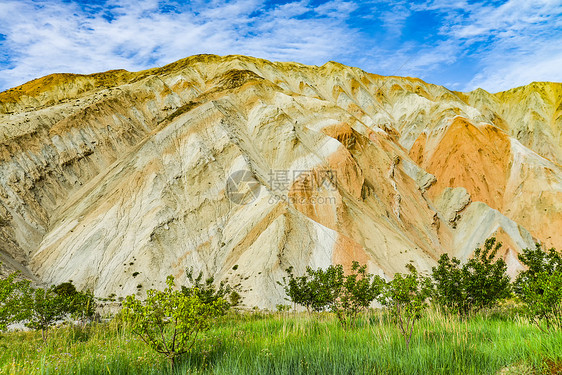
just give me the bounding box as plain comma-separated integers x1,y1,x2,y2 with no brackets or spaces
1,54,561,307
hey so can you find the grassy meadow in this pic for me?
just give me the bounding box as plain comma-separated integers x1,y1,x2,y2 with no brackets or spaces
1,307,561,375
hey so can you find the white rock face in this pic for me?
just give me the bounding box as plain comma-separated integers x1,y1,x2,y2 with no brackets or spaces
0,55,561,306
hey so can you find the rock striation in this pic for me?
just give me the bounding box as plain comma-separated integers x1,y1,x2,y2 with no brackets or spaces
0,54,560,306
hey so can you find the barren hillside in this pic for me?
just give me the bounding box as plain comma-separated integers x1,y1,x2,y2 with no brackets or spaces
0,55,560,306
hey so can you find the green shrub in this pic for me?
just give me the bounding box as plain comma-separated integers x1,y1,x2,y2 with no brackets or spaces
0,269,30,332
279,265,338,313
514,243,562,331
280,262,383,324
431,237,511,318
330,261,384,325
276,304,291,313
24,285,72,342
183,267,240,312
53,281,96,323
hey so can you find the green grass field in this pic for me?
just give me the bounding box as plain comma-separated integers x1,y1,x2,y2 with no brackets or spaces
1,308,561,375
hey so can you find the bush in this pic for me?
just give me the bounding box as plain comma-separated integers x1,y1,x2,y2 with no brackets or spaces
378,263,431,349
182,267,240,313
2,279,95,342
330,261,384,325
431,237,511,318
280,262,383,324
122,275,229,369
279,265,340,313
514,243,562,331
0,269,30,332
53,281,96,323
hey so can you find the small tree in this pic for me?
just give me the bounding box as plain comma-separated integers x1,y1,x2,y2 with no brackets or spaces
122,275,229,369
279,265,339,312
330,261,384,325
514,243,562,331
24,286,72,342
0,270,30,332
432,237,511,318
378,264,431,349
280,262,383,324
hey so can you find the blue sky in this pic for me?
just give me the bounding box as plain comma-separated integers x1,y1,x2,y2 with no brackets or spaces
0,0,561,93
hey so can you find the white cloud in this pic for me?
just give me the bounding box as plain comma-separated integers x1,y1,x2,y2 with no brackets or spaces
467,47,562,92
443,0,559,39
427,0,562,91
0,0,359,90
315,1,359,18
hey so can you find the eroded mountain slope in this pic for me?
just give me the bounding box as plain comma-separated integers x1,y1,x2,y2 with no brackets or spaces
0,54,559,305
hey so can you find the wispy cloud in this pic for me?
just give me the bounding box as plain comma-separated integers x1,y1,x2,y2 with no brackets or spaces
456,0,562,91
468,45,562,92
414,0,562,91
0,0,359,90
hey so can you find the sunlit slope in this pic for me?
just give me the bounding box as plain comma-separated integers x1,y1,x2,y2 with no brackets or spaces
0,54,559,305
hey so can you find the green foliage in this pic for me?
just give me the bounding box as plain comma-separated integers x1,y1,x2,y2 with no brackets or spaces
183,267,240,313
279,265,338,312
24,285,71,342
122,275,229,368
280,262,383,324
0,269,30,332
2,277,94,340
53,281,96,322
52,281,77,297
229,290,242,307
431,237,511,317
378,263,431,349
514,243,562,331
276,304,291,313
330,261,384,324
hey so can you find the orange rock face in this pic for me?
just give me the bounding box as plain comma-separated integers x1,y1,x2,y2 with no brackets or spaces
412,117,512,212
